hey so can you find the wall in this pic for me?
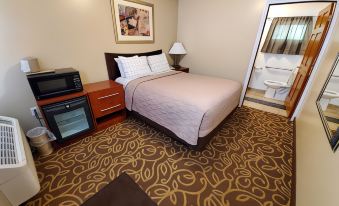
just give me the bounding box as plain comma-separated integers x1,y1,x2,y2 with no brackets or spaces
177,0,265,82
178,2,339,205
0,0,178,131
249,3,330,91
296,12,339,206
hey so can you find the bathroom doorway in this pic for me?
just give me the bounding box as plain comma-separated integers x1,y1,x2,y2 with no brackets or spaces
242,1,336,117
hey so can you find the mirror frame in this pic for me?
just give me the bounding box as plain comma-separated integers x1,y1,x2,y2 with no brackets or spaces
316,52,339,152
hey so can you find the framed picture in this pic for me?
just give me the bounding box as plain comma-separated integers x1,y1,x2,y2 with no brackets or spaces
110,0,154,44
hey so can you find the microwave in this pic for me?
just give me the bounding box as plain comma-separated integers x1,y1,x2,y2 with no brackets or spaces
27,68,83,100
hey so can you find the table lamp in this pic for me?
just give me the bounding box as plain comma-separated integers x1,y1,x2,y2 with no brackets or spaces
20,57,40,73
169,42,187,68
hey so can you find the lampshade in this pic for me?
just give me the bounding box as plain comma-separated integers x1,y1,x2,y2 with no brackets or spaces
169,42,187,55
20,57,40,73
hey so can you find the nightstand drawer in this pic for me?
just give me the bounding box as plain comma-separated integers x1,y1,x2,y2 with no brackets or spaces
89,87,125,118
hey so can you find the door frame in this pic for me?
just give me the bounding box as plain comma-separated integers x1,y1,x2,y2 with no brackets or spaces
240,0,339,120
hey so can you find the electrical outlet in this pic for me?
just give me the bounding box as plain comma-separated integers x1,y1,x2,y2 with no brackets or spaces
30,107,37,116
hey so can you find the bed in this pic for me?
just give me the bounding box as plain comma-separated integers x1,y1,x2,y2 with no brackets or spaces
105,50,242,150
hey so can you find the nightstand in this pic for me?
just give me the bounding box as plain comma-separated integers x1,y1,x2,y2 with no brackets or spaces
173,66,189,73
84,80,126,130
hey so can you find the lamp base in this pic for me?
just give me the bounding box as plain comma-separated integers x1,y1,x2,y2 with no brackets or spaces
172,65,182,69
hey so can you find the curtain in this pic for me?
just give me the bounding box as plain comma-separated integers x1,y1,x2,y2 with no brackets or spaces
261,16,313,55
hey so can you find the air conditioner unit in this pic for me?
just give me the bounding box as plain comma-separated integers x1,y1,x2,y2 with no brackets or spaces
0,116,40,206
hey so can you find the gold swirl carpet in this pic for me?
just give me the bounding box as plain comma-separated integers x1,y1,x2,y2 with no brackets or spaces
24,106,294,206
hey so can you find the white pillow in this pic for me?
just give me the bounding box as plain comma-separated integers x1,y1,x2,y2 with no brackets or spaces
147,53,171,73
114,57,126,78
114,55,139,78
118,56,152,79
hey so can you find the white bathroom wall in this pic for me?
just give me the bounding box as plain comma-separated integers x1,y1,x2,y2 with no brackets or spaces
249,18,302,90
249,2,331,91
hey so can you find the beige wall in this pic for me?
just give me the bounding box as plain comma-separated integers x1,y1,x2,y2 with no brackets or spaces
0,0,178,131
177,1,339,205
2,1,339,204
296,16,339,206
177,0,265,82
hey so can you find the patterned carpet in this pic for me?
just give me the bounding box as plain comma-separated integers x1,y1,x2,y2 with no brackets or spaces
24,106,294,206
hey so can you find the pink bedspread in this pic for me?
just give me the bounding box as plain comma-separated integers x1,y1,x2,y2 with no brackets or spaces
124,71,242,145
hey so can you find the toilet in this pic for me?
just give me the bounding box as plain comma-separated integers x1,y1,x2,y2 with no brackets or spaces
264,80,290,100
319,90,339,110
263,67,299,101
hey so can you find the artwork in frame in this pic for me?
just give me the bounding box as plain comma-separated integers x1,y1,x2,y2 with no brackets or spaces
111,0,154,44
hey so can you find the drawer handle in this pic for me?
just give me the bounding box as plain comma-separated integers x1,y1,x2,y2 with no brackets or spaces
100,104,121,112
97,93,119,100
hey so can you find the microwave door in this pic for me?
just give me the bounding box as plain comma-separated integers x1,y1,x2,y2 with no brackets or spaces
42,97,94,141
27,70,83,100
29,77,69,99
36,77,74,99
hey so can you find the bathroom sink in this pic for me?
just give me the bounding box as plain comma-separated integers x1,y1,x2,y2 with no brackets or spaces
323,90,339,99
264,80,289,89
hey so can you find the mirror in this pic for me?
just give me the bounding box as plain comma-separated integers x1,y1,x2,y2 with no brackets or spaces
317,53,339,152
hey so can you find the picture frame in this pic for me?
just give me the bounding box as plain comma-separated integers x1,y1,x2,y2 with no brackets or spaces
110,0,154,44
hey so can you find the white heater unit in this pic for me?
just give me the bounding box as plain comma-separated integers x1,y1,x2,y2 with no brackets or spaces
0,116,40,206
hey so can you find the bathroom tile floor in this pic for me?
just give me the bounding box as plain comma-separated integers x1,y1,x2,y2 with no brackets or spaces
324,104,339,119
324,104,339,132
246,88,285,105
244,88,288,117
243,100,288,117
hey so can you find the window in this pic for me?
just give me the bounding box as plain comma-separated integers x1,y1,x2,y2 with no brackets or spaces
261,16,313,55
272,24,308,40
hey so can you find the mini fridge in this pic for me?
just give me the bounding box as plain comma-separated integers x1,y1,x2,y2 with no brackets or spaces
42,96,94,142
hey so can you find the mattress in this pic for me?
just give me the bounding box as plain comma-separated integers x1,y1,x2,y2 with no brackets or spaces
119,71,242,146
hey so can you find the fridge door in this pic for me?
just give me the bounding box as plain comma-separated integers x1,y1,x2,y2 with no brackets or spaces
42,96,94,142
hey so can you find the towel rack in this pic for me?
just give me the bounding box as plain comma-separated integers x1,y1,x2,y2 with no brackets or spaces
266,66,294,71
253,66,263,70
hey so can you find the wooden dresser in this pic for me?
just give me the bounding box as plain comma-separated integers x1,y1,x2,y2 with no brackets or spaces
84,80,126,130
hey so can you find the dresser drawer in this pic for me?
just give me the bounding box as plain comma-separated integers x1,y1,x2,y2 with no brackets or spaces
89,87,125,118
